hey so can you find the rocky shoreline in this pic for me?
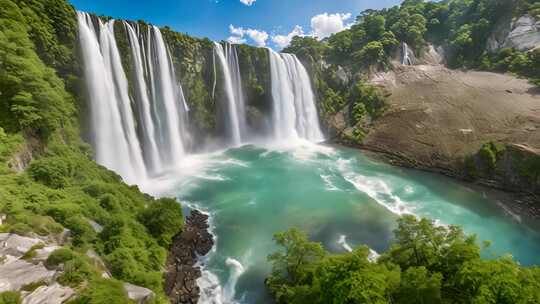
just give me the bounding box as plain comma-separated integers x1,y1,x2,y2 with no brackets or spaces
164,210,214,304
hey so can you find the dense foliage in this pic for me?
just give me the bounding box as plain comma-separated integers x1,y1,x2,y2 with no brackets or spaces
0,1,184,302
267,216,540,304
286,0,539,75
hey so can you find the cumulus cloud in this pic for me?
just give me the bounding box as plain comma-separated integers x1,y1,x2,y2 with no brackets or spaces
271,25,305,49
229,12,352,49
228,25,268,47
239,0,256,6
310,13,352,39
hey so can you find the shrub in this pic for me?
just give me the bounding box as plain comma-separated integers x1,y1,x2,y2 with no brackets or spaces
67,278,130,304
0,291,21,304
46,247,76,267
28,157,74,189
58,255,96,287
138,198,183,247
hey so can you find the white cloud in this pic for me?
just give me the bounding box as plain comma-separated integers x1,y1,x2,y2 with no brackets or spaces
228,12,352,49
310,13,352,39
271,25,305,49
227,36,246,44
239,0,256,6
228,25,268,47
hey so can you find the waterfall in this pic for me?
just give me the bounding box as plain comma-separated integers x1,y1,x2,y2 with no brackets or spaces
268,49,324,142
124,21,190,173
77,12,147,184
402,42,413,66
77,12,190,182
145,25,189,166
213,42,247,146
124,22,161,173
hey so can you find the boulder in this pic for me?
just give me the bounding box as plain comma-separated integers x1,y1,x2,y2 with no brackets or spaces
0,233,41,258
22,283,74,304
124,283,154,304
0,259,55,292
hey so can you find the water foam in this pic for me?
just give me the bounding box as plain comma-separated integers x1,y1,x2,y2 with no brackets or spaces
337,235,353,252
320,174,340,191
335,157,413,216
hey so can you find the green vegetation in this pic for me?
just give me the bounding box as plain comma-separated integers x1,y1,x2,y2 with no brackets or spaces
266,215,540,304
0,292,21,304
0,1,183,302
67,278,132,304
283,0,540,146
21,243,45,260
161,27,217,135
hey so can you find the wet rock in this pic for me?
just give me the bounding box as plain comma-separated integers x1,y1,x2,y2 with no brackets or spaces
124,283,154,304
165,210,214,304
21,283,74,304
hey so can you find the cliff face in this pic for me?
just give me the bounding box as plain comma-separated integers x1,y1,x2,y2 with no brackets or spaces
488,15,540,52
108,20,274,150
361,63,540,211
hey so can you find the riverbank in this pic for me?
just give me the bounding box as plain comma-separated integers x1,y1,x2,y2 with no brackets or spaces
355,145,540,222
164,210,214,304
339,64,540,220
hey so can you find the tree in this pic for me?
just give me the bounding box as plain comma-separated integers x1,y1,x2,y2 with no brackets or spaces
138,198,183,247
396,267,442,304
267,228,325,285
315,247,400,304
455,258,540,303
283,36,327,63
381,216,480,278
354,41,386,67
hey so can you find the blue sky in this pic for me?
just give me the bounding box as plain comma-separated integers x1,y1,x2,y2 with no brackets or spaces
69,0,402,48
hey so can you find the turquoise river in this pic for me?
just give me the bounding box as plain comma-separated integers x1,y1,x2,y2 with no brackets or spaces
142,142,540,304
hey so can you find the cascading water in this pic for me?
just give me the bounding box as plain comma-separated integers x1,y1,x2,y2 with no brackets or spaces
146,25,190,166
124,22,161,172
124,21,190,173
213,42,247,146
77,12,190,181
402,42,413,66
268,49,324,143
77,12,147,184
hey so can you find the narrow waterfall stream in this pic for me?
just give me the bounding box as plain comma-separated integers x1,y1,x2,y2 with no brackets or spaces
213,42,247,146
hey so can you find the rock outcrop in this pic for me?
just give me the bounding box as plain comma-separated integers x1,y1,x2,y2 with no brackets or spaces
124,283,154,304
488,15,540,52
164,210,214,304
363,64,540,216
0,233,41,258
21,283,74,304
0,259,56,292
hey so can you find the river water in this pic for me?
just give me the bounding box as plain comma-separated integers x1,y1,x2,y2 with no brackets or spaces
142,142,540,304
